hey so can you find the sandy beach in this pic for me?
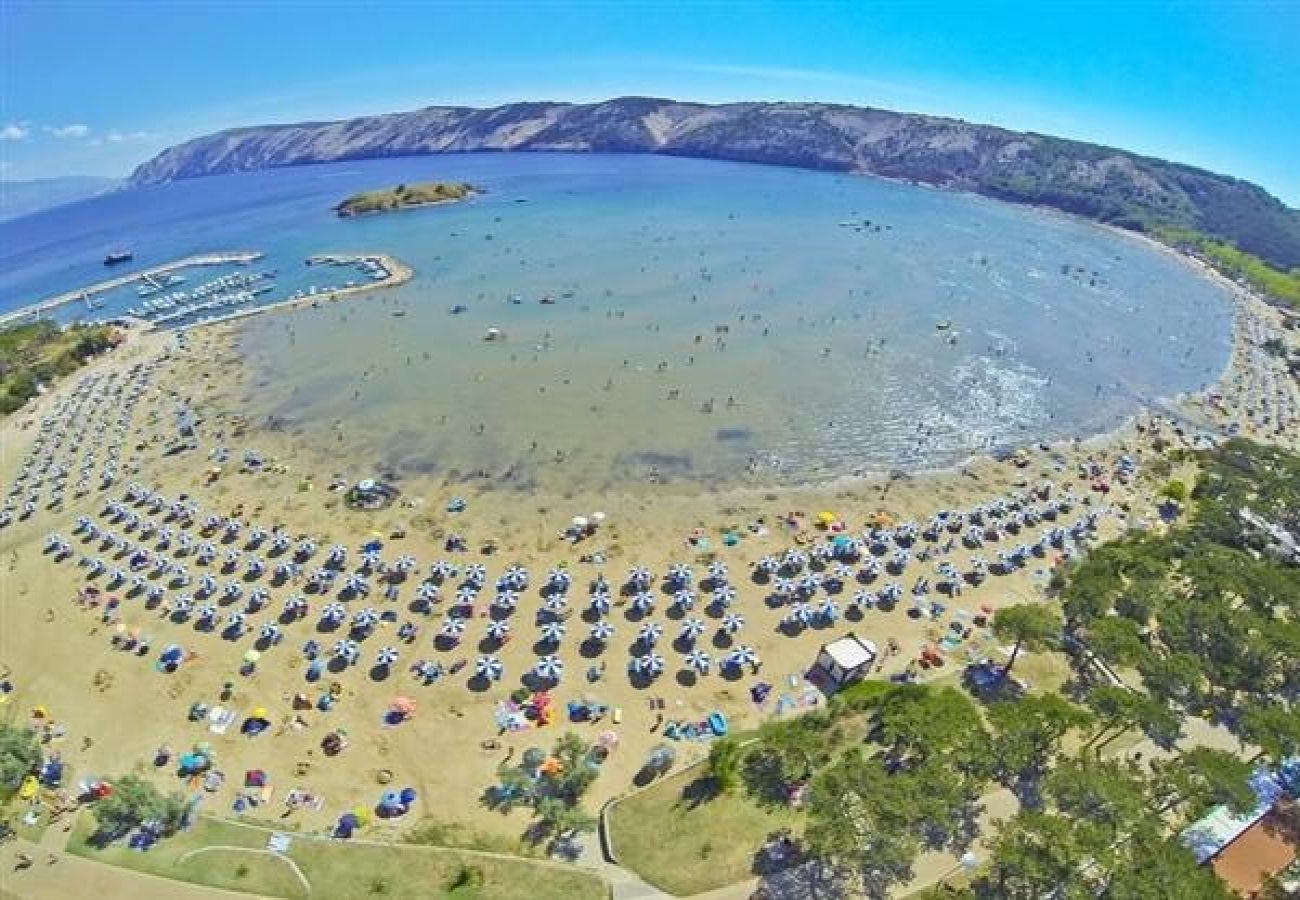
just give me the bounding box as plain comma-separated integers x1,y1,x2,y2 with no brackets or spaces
0,256,1295,862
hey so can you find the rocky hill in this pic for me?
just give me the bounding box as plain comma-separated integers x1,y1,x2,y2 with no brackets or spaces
128,97,1300,269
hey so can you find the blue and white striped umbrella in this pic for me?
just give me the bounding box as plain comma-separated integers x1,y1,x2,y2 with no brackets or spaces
455,585,479,605
818,598,840,621
464,564,487,586
588,591,612,615
721,612,746,633
833,563,854,579
343,573,370,596
788,602,813,626
892,549,911,568
326,544,348,566
501,564,529,590
172,596,194,615
666,563,693,586
152,556,171,575
589,575,611,596
274,562,299,580
224,520,242,538
543,594,569,613
223,582,243,599
783,549,808,572
247,587,270,608
130,574,148,592
634,653,665,677
171,563,190,583
296,539,317,559
196,603,218,621
284,595,309,616
226,611,247,630
626,566,652,588
707,560,728,582
270,533,292,553
638,621,664,646
177,533,193,552
858,558,881,577
539,621,567,644
671,590,697,611
756,555,780,574
413,660,442,683
486,619,511,641
260,623,282,642
679,618,706,642
773,577,797,596
417,582,441,604
880,582,903,602
360,549,383,571
246,557,265,577
631,592,655,614
683,649,711,673
248,526,268,546
546,568,572,591
534,655,564,682
589,620,615,642
321,602,347,623
491,590,518,611
196,542,217,563
429,559,457,581
440,617,467,637
107,568,126,586
475,656,504,681
375,646,400,667
797,574,821,595
851,589,875,609
712,584,737,607
727,645,760,669
393,554,417,574
352,607,381,630
811,541,833,562
333,639,360,661
45,533,64,550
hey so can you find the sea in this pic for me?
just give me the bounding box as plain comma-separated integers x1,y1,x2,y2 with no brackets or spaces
0,153,1235,494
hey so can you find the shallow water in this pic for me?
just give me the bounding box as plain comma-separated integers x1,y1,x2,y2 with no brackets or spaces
0,153,1233,493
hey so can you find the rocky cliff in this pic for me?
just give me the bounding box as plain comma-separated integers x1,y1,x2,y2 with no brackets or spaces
128,97,1300,269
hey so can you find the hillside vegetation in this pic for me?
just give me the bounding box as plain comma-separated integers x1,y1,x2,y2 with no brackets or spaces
129,97,1300,270
334,180,475,217
1156,226,1300,308
0,320,120,415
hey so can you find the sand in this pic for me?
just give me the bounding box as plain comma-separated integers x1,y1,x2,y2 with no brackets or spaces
1,270,1295,855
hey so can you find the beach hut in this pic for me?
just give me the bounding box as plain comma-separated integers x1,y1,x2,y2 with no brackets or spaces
813,633,878,688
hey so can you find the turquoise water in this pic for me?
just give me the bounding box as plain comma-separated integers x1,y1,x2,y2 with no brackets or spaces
0,154,1233,492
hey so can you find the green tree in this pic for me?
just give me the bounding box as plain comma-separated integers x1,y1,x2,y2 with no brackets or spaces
1085,616,1151,667
991,603,1060,682
705,737,742,795
877,684,986,766
1085,684,1181,748
1239,700,1300,763
1100,831,1234,900
92,775,187,838
1044,756,1151,852
0,723,40,787
1149,747,1256,825
987,694,1094,785
982,811,1095,900
534,795,596,838
1158,480,1188,503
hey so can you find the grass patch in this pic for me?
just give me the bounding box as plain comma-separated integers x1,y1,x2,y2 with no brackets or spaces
608,763,802,896
68,814,607,900
0,320,120,416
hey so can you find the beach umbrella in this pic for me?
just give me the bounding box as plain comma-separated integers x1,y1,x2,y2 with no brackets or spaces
721,612,745,634
302,639,320,659
416,582,441,605
626,566,652,589
224,520,242,538
223,581,243,600
546,568,572,591
274,561,299,580
851,589,875,610
296,539,317,559
107,567,126,586
343,573,370,596
679,618,706,643
454,585,479,606
45,533,64,550
326,544,348,567
797,573,821,595
711,584,737,607
542,594,569,613
333,639,359,662
440,617,466,638
666,563,693,586
539,621,567,644
352,607,381,630
638,621,664,646
671,589,697,611
892,549,911,569
727,645,760,670
284,595,308,617
360,549,383,571
177,533,193,552
782,549,808,572
475,656,504,681
196,603,218,622
485,620,511,641
756,555,779,574
631,591,655,614
259,623,282,643
152,556,171,575
588,591,612,615
226,611,247,631
321,602,346,623
683,649,711,673
818,598,840,622
707,560,728,582
247,587,270,610
412,660,441,683
788,602,813,626
130,574,149,593
635,653,666,677
375,646,400,667
270,533,292,553
534,655,564,682
393,555,417,574
491,590,518,612
773,577,796,596
880,581,903,602
248,526,268,546
246,557,265,578
589,620,615,643
501,564,529,590
172,596,194,615
464,564,487,586
429,560,456,581
170,563,190,583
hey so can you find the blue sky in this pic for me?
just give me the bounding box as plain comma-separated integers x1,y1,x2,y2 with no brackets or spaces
2,0,1298,204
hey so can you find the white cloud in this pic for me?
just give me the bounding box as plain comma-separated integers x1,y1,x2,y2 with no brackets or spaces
46,123,91,139
106,129,151,143
0,122,30,141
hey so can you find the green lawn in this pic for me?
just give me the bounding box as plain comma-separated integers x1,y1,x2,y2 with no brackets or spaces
68,814,608,900
608,764,802,896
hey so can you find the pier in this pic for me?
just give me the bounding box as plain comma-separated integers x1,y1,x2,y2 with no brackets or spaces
0,250,263,327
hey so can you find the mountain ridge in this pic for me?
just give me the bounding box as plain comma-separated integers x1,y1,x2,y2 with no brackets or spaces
128,97,1300,270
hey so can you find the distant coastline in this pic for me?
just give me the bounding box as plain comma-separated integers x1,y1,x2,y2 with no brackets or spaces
334,181,476,218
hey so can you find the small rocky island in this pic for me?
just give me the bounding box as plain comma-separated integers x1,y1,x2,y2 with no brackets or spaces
334,180,476,217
